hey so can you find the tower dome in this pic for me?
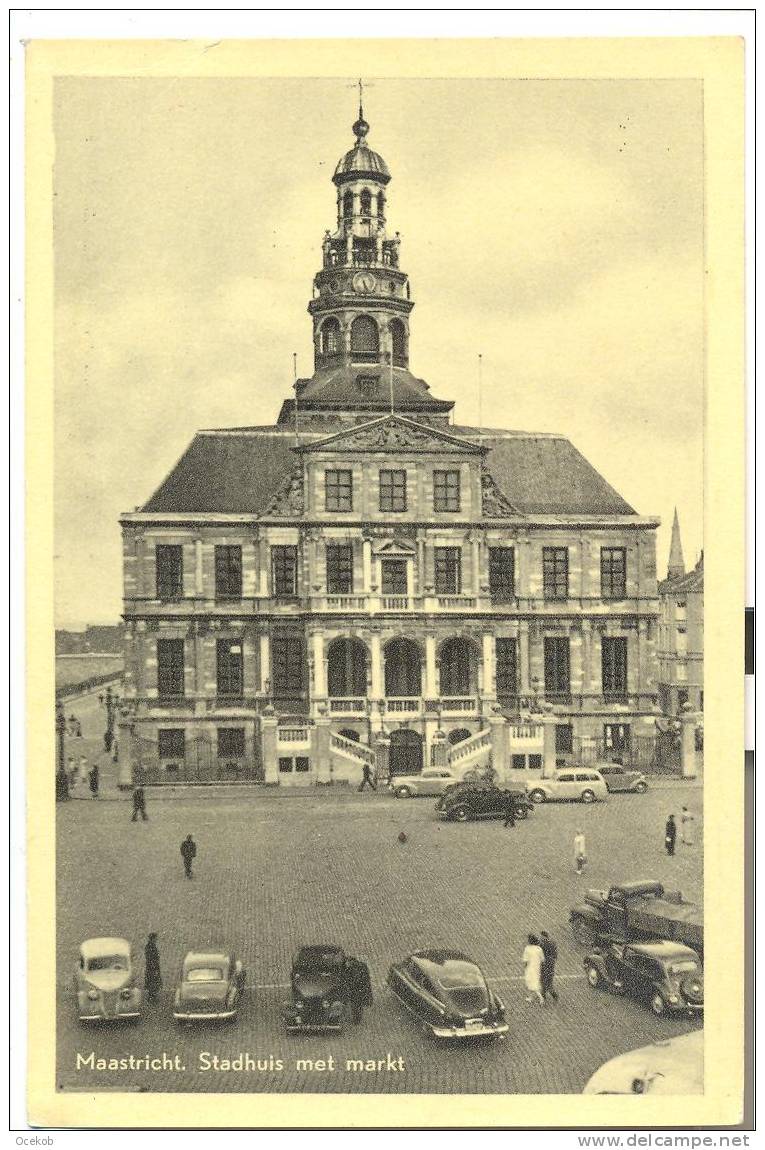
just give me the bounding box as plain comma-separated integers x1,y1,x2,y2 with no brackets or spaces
332,110,391,185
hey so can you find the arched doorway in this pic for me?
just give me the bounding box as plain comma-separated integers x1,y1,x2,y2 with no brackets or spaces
327,638,368,698
389,728,423,777
439,637,477,697
384,638,422,697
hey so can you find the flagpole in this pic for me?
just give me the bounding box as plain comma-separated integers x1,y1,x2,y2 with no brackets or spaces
477,353,483,447
293,352,299,446
389,347,394,417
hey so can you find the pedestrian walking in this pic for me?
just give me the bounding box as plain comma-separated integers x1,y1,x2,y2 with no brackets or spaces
358,763,377,792
68,714,78,737
131,786,148,822
78,755,88,786
539,930,559,1003
88,764,99,799
574,828,587,874
680,806,696,845
664,814,677,856
104,729,113,753
75,719,82,737
344,956,373,1024
112,739,119,763
522,934,545,1006
502,790,516,828
67,755,77,788
144,933,162,1002
180,833,197,879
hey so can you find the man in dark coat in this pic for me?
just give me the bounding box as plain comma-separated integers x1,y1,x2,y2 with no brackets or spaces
665,814,677,856
131,786,148,822
144,933,162,1002
88,764,99,798
344,957,373,1023
502,790,516,828
358,764,376,792
180,833,197,878
540,930,559,1002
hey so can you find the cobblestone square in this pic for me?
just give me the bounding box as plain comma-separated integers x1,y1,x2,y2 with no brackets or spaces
56,777,703,1095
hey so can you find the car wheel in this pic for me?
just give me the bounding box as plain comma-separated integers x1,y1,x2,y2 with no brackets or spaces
585,964,602,989
529,789,546,804
572,916,597,947
516,807,529,820
634,781,648,793
395,786,412,799
452,804,470,822
581,789,596,803
650,992,666,1016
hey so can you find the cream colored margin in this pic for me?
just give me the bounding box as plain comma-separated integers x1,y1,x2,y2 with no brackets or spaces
25,36,745,1129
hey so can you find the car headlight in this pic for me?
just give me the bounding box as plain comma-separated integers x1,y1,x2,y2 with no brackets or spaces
120,988,133,1000
87,989,100,1001
668,994,679,1004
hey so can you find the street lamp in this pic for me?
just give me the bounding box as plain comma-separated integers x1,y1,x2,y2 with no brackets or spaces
55,700,69,802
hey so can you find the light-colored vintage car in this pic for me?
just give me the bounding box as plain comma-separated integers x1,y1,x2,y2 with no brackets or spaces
583,1029,703,1094
527,768,608,804
173,950,246,1022
388,768,460,798
75,937,143,1023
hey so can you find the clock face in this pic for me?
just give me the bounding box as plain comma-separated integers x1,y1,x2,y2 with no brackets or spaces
353,271,377,295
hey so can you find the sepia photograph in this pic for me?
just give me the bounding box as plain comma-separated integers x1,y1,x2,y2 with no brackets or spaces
21,31,746,1130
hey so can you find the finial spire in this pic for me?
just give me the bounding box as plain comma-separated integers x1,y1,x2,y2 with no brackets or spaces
667,507,686,578
352,77,370,143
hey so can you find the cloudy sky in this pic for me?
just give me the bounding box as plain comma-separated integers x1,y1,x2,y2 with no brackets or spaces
54,76,704,627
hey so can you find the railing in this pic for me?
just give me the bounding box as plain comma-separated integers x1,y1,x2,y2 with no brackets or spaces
448,729,492,764
381,595,410,611
436,596,477,610
384,697,421,715
277,726,311,745
509,724,544,741
330,732,375,765
328,696,367,714
323,250,399,270
441,696,477,714
325,595,366,611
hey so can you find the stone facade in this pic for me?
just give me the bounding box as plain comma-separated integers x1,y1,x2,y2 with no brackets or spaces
118,104,661,788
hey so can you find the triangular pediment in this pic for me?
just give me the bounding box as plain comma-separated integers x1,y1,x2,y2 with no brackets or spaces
297,415,485,456
373,538,417,556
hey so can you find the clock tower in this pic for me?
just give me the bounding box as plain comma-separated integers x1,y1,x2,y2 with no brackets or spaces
308,99,414,372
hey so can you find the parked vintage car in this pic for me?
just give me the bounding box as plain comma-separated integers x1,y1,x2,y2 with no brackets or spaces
527,769,608,804
283,945,372,1034
584,939,704,1016
595,764,649,793
435,781,533,822
389,768,460,798
387,949,508,1040
173,950,246,1022
75,937,142,1023
583,1030,703,1094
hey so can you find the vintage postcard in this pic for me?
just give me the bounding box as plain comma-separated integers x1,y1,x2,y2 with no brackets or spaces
24,35,745,1128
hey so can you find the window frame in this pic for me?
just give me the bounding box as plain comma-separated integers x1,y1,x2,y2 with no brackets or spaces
601,635,628,700
325,469,354,513
214,544,243,599
218,727,245,758
543,635,571,698
325,543,354,594
216,639,244,699
489,547,515,602
155,544,183,601
271,634,305,695
433,469,461,513
542,547,569,601
381,558,408,596
601,547,627,600
271,545,298,599
434,546,462,595
379,468,407,513
495,637,518,697
158,728,185,759
555,723,574,755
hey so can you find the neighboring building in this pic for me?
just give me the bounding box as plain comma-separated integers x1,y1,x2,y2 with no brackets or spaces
119,103,661,787
56,624,124,655
657,511,704,717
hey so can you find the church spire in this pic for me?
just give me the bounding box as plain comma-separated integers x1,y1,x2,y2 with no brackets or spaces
667,507,686,578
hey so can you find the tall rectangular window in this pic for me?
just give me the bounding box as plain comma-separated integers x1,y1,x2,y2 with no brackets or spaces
555,724,574,754
155,544,183,600
379,469,407,512
433,469,461,512
489,547,515,601
215,545,242,598
544,636,570,697
381,559,407,596
601,547,627,600
326,544,354,594
495,637,518,697
157,638,185,698
218,728,245,758
434,547,462,595
272,545,298,598
604,722,631,755
543,547,568,600
158,729,185,759
325,469,353,512
601,636,628,699
217,639,243,698
272,635,305,694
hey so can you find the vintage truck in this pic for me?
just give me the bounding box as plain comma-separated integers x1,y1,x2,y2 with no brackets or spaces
570,880,703,962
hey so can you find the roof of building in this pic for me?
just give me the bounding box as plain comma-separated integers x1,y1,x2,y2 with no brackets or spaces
333,113,390,185
277,364,453,423
139,418,638,518
659,553,704,595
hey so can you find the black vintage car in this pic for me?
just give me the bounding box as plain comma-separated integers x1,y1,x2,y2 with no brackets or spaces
387,949,508,1040
584,939,704,1017
435,781,533,823
283,945,372,1034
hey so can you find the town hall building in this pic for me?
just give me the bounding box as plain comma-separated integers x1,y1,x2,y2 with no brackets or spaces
118,101,662,787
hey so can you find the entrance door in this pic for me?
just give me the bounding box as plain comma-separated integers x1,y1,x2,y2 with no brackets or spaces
389,729,423,777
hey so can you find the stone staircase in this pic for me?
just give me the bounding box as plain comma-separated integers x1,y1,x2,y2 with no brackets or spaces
447,728,493,775
329,731,375,768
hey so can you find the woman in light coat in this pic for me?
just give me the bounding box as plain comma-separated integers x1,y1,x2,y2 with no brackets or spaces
523,934,545,1006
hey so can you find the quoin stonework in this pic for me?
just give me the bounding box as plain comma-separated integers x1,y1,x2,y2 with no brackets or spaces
118,101,664,788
